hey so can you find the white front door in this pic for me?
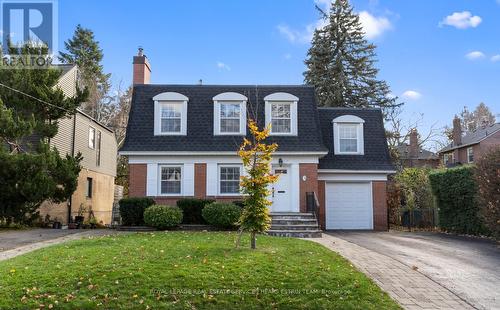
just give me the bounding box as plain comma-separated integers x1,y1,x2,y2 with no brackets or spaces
270,167,291,212
325,182,373,230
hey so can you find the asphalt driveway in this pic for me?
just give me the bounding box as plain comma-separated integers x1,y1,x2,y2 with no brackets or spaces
0,228,116,252
329,231,500,310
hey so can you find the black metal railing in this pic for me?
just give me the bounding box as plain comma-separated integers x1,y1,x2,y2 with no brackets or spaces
306,191,320,220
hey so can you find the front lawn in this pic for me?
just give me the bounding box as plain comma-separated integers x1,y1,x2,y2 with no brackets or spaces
0,232,400,309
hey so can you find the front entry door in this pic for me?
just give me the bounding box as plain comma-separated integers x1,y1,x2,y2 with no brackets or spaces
271,167,291,212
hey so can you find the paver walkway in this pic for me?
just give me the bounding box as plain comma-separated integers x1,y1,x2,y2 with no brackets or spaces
306,234,476,310
0,229,123,262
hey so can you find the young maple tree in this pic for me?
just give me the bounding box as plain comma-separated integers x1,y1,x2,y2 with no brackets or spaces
236,120,278,249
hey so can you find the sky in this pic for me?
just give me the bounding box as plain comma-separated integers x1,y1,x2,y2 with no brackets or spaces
57,0,499,148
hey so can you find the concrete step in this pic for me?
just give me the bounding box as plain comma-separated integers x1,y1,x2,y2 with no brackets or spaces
270,224,319,231
267,230,322,238
271,213,316,220
272,219,318,225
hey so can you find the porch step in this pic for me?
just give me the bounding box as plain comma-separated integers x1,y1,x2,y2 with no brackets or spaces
272,219,318,225
268,212,321,238
270,224,319,231
267,230,322,238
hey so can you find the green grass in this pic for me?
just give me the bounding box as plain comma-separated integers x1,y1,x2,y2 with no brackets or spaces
0,232,400,309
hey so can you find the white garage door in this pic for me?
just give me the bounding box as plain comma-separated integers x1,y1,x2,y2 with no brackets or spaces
325,182,373,230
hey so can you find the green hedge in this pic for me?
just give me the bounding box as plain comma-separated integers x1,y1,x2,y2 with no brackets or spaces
119,197,156,226
202,202,241,229
176,198,215,224
144,205,183,230
429,166,487,235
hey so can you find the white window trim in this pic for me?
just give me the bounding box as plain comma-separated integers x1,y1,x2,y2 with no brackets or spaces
332,115,365,155
158,164,183,196
88,126,96,149
467,147,474,163
153,92,188,136
213,92,247,135
444,153,454,165
218,164,242,196
264,93,299,136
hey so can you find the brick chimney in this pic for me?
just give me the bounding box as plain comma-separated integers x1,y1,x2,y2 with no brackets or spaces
409,128,418,158
133,47,151,84
452,116,462,146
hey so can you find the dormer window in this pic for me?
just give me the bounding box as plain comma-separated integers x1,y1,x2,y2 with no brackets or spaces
213,92,247,135
264,92,298,135
332,115,365,155
153,92,189,135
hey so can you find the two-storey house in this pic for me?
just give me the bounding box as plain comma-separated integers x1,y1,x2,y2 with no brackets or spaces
120,50,394,231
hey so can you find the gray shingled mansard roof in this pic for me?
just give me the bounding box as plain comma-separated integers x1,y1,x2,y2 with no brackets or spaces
439,123,500,153
317,108,395,171
121,85,394,172
120,85,328,153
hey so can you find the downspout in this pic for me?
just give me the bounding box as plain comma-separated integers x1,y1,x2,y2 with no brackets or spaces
68,114,77,224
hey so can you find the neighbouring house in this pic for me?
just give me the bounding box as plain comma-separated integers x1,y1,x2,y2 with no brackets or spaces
438,116,500,166
38,64,118,225
395,129,439,169
120,50,395,231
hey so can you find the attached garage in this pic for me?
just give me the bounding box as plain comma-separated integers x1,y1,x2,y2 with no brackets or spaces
325,182,373,230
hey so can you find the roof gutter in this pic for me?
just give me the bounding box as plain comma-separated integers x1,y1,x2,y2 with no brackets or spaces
119,151,329,156
318,169,397,174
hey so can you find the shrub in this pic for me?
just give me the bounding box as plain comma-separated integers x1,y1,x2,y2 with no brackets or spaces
395,168,434,210
475,147,500,239
119,197,155,226
144,205,183,230
202,202,241,229
429,166,487,235
232,200,245,208
176,198,215,224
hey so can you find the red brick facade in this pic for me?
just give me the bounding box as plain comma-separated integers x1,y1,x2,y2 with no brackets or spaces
372,181,388,231
128,162,390,231
317,180,326,229
299,163,318,213
129,164,147,197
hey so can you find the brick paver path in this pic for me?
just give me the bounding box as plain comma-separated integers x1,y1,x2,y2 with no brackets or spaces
306,234,476,310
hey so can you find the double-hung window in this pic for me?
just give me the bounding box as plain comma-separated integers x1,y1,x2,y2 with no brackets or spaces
213,92,247,135
220,103,241,133
264,92,298,136
153,92,188,135
467,147,474,163
160,103,182,133
338,124,359,153
443,153,454,165
160,165,182,195
332,115,365,155
271,102,291,133
219,165,241,195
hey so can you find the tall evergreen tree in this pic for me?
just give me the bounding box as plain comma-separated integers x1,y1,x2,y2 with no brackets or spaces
59,24,111,121
304,0,398,112
0,44,86,223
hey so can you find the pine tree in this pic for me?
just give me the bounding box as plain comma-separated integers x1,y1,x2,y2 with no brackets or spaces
0,44,86,223
59,24,111,121
304,0,398,112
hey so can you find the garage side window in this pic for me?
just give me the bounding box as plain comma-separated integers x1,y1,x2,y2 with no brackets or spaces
332,115,365,155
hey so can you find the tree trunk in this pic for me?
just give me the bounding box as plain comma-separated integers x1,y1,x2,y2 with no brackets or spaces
251,231,256,249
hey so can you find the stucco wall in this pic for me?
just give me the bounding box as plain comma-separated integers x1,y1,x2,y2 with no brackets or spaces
39,170,115,225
